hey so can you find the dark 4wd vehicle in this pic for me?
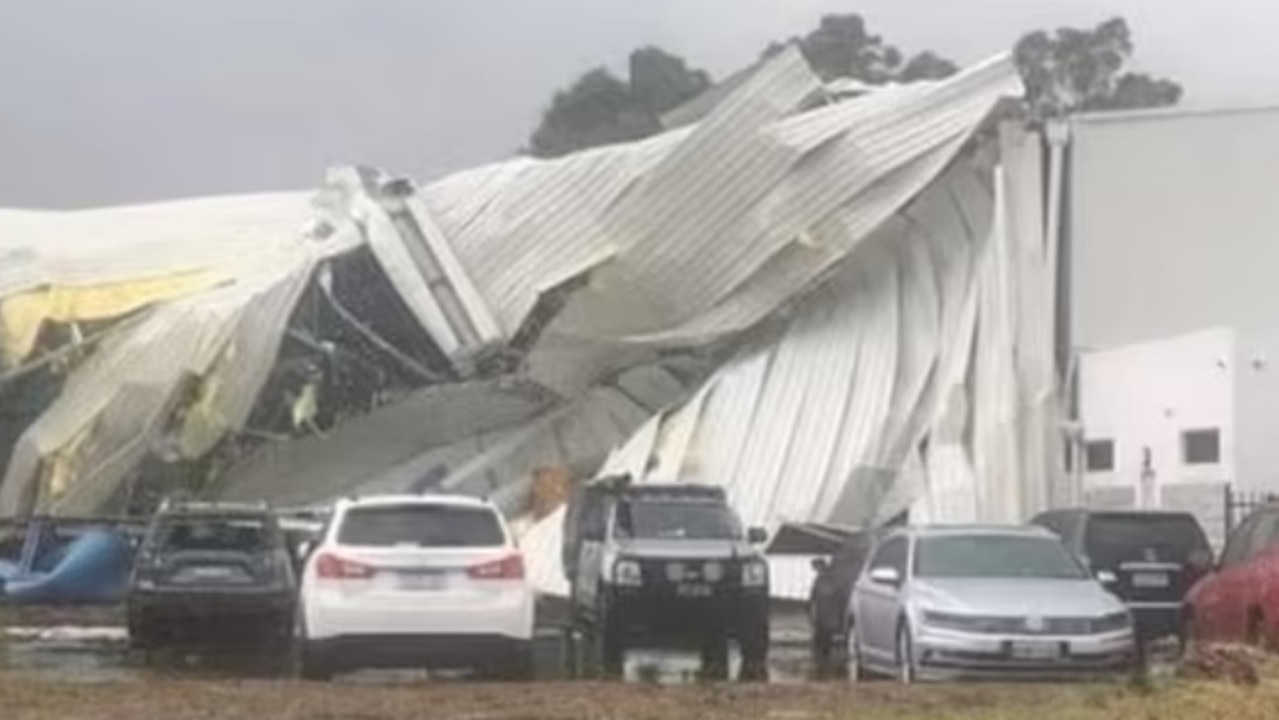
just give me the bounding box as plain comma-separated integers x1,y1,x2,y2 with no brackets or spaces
127,501,297,659
1031,509,1212,646
562,477,770,681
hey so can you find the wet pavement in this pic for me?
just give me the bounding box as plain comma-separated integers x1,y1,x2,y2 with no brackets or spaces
1,605,815,685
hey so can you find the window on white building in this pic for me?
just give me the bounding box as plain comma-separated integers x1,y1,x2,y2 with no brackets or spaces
1182,429,1221,465
1085,439,1115,473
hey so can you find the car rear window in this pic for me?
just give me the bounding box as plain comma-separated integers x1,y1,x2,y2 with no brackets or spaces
156,516,272,553
1084,513,1209,567
337,504,504,547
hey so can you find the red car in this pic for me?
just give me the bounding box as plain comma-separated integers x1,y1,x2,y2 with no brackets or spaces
1185,505,1279,645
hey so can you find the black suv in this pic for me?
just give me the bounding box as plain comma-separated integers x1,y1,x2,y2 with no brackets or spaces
562,477,770,680
1031,509,1212,645
127,501,297,658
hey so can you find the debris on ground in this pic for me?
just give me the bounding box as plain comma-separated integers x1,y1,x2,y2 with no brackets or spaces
1177,644,1265,686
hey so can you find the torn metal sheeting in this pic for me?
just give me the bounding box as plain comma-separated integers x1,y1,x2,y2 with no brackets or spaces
1,50,1032,530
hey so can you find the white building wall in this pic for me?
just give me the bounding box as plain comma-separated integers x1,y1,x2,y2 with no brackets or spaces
1232,329,1279,493
1078,328,1235,509
1070,107,1279,350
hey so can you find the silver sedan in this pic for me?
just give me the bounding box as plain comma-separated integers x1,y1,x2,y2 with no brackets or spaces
847,525,1136,682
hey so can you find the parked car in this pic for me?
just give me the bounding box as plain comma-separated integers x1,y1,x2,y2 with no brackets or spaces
126,501,295,658
295,494,534,680
1185,503,1279,646
562,476,770,681
1031,509,1212,646
848,525,1136,682
807,530,875,675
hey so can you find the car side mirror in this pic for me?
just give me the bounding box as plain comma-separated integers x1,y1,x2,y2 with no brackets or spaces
811,557,830,573
869,566,901,586
747,527,768,544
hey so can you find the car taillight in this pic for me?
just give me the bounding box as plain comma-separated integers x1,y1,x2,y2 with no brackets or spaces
468,554,525,580
315,553,375,580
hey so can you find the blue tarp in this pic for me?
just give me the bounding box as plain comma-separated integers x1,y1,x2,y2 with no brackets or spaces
0,522,134,605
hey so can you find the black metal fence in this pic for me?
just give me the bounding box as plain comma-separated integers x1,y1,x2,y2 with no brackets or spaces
1223,485,1279,535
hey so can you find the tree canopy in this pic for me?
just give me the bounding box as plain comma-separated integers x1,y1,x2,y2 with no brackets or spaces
526,14,1183,157
1015,17,1182,122
526,47,711,158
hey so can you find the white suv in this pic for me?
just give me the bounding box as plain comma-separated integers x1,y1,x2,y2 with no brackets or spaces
295,494,535,680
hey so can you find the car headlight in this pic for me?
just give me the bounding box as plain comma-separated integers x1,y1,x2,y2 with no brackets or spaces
1093,611,1133,633
921,611,1018,633
613,559,643,587
703,561,724,583
741,559,768,588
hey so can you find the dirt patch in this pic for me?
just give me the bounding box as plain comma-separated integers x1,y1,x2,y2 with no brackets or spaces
1178,644,1267,686
0,673,1121,720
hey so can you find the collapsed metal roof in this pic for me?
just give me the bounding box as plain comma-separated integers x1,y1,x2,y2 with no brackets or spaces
0,47,1030,528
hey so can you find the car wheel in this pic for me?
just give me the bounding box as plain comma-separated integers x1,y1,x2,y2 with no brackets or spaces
294,612,333,682
699,633,731,682
895,622,916,685
594,612,624,680
494,643,535,681
739,619,769,683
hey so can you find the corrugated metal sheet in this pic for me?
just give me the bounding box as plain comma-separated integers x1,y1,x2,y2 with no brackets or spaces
330,52,1019,393
0,193,317,293
0,258,324,514
518,137,1052,597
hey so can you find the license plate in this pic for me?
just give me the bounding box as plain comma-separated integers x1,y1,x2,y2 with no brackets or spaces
675,583,712,598
1010,641,1060,661
189,566,235,579
397,572,445,591
1132,572,1170,588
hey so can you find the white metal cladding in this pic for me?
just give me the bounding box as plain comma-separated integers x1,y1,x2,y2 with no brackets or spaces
0,259,321,514
340,51,1020,364
0,193,317,293
516,139,1057,598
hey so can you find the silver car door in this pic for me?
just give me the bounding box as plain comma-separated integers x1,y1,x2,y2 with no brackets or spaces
856,535,909,663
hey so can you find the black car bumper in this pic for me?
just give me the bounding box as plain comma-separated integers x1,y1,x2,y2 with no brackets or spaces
128,589,294,644
605,586,769,645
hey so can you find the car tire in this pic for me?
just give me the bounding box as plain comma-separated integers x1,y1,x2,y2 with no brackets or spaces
294,612,334,682
298,641,334,681
593,611,624,680
739,622,769,683
487,643,535,682
895,622,916,685
700,633,731,682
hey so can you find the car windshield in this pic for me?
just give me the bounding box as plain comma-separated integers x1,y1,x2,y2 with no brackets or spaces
617,500,742,540
337,504,504,547
1084,514,1210,567
914,534,1088,580
156,516,272,553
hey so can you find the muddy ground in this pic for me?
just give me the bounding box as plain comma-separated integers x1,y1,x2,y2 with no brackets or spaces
2,606,1273,720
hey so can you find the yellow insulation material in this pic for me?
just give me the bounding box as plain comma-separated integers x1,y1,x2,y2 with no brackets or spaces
0,270,222,365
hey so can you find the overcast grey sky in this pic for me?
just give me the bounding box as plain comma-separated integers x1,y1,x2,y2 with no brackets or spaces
2,0,1275,209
